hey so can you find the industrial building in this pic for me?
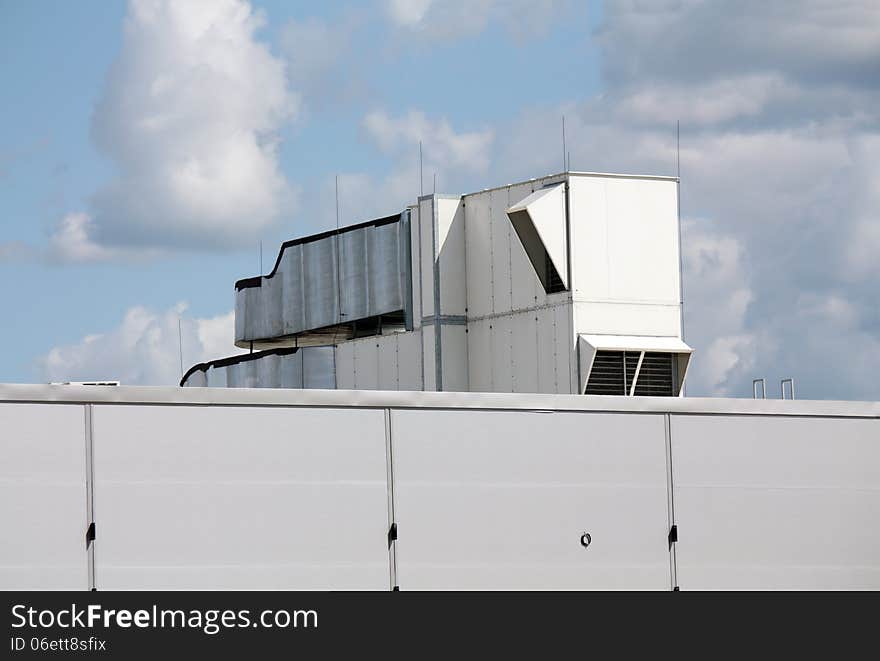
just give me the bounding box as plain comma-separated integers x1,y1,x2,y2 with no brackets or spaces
3,170,877,592
181,171,692,396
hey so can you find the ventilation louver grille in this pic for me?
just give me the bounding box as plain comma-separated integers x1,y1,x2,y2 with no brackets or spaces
633,352,676,397
584,351,642,395
584,350,677,397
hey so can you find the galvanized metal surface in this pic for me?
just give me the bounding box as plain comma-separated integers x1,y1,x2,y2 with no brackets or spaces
235,215,410,348
181,347,336,389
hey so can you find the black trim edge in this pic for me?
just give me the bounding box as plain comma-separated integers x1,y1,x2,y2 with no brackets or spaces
180,346,304,386
235,213,403,291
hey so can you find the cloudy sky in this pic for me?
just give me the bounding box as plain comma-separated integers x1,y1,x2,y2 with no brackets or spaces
1,0,878,399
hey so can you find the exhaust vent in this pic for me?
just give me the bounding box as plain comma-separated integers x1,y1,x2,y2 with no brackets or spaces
584,351,642,396
632,352,676,397
507,183,568,292
578,334,693,397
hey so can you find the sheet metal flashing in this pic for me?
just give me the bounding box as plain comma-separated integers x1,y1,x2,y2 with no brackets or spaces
1,384,877,418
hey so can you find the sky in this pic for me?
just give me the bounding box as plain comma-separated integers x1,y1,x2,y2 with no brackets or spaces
0,0,878,400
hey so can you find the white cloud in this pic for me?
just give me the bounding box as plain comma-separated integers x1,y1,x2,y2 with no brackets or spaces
598,0,880,88
680,219,756,395
48,212,118,263
39,304,243,386
50,0,297,258
616,74,799,126
278,12,367,111
385,0,434,27
384,0,575,41
363,110,494,173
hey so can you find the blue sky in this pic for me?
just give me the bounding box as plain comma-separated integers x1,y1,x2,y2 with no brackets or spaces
1,1,879,399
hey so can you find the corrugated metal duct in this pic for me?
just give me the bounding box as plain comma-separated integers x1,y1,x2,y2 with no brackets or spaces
180,346,336,389
234,212,412,349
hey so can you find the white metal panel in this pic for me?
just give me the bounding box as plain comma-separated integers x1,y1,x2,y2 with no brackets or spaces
440,325,468,392
391,409,671,589
92,405,390,589
490,315,513,392
378,335,399,391
464,190,493,318
354,339,380,390
570,175,679,303
574,301,682,337
536,306,558,393
421,324,436,392
437,197,466,315
335,342,355,390
672,415,880,590
397,330,422,391
0,403,87,589
489,187,513,314
507,182,543,310
418,198,435,318
466,318,492,393
555,302,574,394
511,311,539,393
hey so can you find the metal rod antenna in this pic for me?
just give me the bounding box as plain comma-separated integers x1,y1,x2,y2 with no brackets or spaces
433,172,437,194
676,119,686,396
259,240,263,273
676,120,681,179
419,141,424,196
177,317,184,379
335,174,343,322
562,115,567,172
